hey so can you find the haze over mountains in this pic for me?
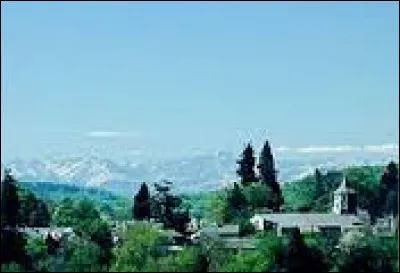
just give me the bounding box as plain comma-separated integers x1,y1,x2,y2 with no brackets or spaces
1,143,398,196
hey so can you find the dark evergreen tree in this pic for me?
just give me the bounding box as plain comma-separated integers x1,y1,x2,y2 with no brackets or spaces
315,168,325,199
151,180,189,231
236,143,258,186
0,169,29,269
379,161,399,217
133,182,151,220
1,168,21,228
257,140,283,211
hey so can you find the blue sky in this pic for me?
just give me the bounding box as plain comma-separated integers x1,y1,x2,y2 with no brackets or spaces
1,1,399,161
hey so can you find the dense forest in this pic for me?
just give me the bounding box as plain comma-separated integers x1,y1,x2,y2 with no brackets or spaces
1,140,399,272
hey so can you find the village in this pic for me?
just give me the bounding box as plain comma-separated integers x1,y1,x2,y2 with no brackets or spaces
16,175,398,255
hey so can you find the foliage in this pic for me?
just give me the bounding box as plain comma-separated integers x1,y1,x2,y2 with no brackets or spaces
236,143,258,186
66,239,103,272
242,183,275,212
333,234,398,272
111,223,164,272
50,197,114,268
25,236,49,271
142,246,208,272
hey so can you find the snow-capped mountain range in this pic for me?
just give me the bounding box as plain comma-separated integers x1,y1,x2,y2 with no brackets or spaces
1,144,398,196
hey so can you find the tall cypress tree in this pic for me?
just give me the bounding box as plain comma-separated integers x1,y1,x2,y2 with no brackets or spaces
133,182,151,221
258,140,283,211
236,143,258,186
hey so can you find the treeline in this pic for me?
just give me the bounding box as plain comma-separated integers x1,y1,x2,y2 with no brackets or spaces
1,169,114,272
21,182,132,221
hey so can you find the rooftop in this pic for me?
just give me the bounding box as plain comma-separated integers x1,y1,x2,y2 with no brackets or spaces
252,213,363,228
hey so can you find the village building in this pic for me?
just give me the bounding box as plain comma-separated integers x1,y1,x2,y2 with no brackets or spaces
250,176,367,236
197,224,257,251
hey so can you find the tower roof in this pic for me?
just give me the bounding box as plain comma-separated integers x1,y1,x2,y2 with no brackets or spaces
334,176,356,194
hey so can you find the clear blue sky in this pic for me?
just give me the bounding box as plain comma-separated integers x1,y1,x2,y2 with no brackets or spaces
1,1,399,161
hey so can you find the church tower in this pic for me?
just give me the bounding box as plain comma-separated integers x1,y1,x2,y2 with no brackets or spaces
333,176,357,215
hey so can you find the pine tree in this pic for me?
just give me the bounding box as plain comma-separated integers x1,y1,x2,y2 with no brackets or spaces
258,140,283,211
1,168,21,228
133,182,151,221
236,143,257,186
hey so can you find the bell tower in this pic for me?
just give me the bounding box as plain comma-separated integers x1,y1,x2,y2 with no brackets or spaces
333,176,357,215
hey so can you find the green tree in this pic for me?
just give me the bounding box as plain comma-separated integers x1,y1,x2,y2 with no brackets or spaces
236,143,258,186
87,220,114,268
67,239,103,272
133,182,151,221
52,198,76,227
257,140,283,211
111,223,164,272
243,183,275,211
